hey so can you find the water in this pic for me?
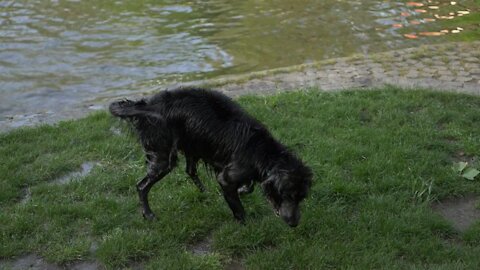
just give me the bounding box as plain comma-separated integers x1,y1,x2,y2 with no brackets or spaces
0,0,477,117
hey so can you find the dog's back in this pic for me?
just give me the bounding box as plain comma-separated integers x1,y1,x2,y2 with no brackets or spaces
110,87,272,166
111,88,250,123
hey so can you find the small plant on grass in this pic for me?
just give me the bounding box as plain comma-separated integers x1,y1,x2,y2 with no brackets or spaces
453,161,480,180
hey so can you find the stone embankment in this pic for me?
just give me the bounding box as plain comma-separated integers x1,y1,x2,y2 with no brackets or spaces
210,41,480,96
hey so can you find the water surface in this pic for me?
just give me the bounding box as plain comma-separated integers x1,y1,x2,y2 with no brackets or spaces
0,0,478,116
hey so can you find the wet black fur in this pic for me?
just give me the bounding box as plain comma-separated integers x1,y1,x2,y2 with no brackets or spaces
109,87,312,227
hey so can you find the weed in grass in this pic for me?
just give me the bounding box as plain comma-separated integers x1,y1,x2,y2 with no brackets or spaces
412,178,435,204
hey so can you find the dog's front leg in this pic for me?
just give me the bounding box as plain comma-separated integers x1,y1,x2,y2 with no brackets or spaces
221,186,246,224
217,172,245,223
185,156,206,192
237,181,254,195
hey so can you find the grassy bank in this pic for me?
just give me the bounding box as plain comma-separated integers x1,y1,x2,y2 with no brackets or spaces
1,87,480,269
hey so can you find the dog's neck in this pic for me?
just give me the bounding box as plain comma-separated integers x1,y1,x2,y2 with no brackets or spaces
262,168,275,182
257,152,296,184
246,132,300,183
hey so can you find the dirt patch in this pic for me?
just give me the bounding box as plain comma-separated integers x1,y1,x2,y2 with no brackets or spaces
125,261,144,270
13,163,102,206
54,162,99,185
187,235,245,270
451,151,476,164
0,254,62,270
89,241,99,254
20,187,31,204
188,235,213,256
68,261,102,270
109,126,122,136
224,259,246,270
0,254,105,270
441,135,457,144
432,195,480,232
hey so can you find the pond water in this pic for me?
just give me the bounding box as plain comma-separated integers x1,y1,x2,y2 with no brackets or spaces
0,0,478,116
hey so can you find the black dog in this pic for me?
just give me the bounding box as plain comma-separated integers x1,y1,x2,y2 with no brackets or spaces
109,87,312,227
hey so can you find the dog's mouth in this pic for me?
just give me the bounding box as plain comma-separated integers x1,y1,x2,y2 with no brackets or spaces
270,200,301,227
266,197,281,217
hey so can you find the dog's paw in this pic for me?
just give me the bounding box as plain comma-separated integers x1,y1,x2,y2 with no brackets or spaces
234,214,246,225
142,211,156,221
237,184,254,195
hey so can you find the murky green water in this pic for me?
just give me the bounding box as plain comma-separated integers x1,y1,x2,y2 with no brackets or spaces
0,0,478,115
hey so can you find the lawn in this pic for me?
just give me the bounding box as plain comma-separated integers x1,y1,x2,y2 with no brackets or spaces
1,87,480,269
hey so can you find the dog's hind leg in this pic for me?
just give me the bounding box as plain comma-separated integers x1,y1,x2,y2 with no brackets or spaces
185,156,206,192
137,151,176,220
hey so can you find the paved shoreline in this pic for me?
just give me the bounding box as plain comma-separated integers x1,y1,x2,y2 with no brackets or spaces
212,41,480,96
1,41,479,132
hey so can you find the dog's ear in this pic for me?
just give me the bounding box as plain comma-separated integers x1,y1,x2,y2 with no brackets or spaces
261,176,276,196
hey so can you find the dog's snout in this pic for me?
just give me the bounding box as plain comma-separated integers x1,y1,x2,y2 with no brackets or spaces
287,220,299,227
283,213,300,227
279,201,301,227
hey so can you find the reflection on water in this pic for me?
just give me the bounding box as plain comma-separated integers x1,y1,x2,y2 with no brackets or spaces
371,0,475,39
0,0,478,115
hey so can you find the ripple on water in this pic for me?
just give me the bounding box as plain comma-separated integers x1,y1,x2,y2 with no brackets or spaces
156,5,193,13
78,41,113,50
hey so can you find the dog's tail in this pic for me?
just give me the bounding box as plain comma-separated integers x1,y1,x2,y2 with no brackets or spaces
109,99,162,119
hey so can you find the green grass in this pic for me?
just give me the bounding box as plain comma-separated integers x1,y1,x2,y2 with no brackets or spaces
1,87,480,269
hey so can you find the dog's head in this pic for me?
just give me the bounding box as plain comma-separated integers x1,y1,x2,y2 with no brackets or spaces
262,164,312,227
